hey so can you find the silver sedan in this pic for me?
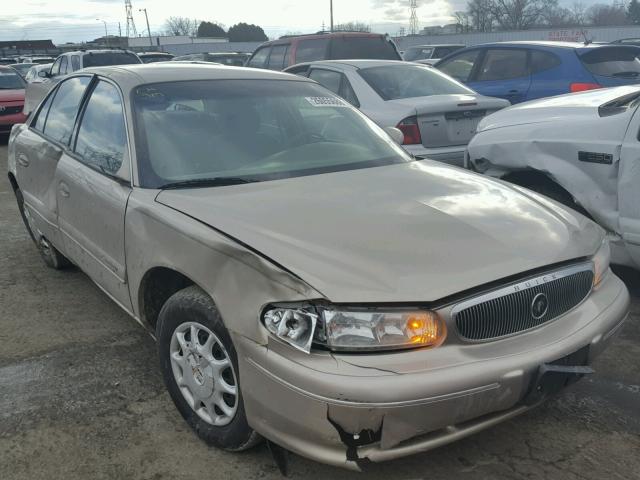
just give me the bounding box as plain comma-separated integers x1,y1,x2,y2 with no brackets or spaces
285,59,510,166
6,64,629,471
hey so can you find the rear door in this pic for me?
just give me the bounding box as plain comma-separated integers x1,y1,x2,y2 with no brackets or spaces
467,48,531,103
54,78,133,308
435,48,483,84
15,76,91,248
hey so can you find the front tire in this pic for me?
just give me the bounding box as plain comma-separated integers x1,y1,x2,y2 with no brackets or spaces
156,286,260,451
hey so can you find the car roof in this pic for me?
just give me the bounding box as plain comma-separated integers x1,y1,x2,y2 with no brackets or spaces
63,49,137,55
469,40,639,50
80,63,312,89
407,44,464,48
262,31,387,46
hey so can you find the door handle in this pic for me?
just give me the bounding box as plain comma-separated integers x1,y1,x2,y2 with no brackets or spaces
17,154,30,167
59,182,70,198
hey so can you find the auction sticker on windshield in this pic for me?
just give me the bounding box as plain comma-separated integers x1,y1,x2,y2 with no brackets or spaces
305,96,348,107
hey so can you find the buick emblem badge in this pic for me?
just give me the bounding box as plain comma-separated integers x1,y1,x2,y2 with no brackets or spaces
531,293,549,320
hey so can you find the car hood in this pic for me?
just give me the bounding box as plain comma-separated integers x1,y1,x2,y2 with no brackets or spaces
0,88,25,102
156,161,603,303
478,86,640,133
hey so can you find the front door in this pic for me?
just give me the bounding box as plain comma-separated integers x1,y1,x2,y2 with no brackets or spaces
54,79,133,310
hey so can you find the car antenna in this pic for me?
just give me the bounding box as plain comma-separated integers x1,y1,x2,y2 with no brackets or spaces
582,30,592,45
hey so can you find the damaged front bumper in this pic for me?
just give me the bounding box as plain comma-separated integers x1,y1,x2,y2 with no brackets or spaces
235,272,629,470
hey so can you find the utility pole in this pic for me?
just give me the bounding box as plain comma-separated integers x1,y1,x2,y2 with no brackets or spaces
125,0,137,37
330,0,334,32
118,22,122,37
409,0,419,35
97,19,109,47
140,8,153,47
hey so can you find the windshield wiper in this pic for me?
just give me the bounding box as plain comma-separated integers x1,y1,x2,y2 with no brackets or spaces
612,71,640,78
159,177,258,190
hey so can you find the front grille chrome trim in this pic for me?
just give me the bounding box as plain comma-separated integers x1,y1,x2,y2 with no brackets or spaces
452,262,594,342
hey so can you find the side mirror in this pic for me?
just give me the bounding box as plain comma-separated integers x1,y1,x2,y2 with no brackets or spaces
384,126,404,145
38,70,48,78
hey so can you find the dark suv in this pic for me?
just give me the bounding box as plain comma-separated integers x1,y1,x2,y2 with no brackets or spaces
246,32,401,70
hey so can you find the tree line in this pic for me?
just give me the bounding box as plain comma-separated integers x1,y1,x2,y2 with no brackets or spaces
164,17,268,42
454,0,640,32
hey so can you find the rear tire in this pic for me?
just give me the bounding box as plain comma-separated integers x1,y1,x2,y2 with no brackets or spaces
15,187,71,270
156,285,261,452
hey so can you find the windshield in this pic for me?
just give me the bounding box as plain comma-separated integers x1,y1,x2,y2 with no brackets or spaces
580,47,640,78
132,79,410,188
359,64,473,100
404,47,433,61
0,70,25,89
83,52,141,68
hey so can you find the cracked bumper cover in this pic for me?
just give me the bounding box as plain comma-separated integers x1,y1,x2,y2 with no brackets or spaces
235,272,629,470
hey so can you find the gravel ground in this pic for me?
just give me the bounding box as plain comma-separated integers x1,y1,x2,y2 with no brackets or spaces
1,138,639,480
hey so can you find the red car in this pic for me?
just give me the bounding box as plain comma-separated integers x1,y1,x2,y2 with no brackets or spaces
0,66,27,134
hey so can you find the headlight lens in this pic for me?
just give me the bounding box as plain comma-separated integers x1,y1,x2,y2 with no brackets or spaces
592,239,611,287
262,305,446,353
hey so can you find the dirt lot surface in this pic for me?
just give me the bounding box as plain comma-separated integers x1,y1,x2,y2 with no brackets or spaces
1,139,639,480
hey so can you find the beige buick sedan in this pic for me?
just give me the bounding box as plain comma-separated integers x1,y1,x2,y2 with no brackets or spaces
7,64,630,471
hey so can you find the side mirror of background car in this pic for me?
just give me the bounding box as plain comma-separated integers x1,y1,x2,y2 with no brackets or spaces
384,126,405,145
38,70,49,79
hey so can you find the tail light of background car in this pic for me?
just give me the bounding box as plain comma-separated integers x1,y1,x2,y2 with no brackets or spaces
570,82,602,93
396,116,422,145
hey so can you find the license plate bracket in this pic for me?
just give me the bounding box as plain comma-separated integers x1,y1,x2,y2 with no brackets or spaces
524,345,593,406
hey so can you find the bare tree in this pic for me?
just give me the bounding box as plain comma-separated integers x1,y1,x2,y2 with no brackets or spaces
587,2,628,25
333,21,371,32
164,16,200,36
453,11,472,32
570,2,587,25
467,0,494,31
488,0,556,30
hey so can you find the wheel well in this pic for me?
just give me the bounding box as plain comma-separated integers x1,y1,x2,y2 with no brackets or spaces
502,170,575,201
7,172,18,192
139,267,194,329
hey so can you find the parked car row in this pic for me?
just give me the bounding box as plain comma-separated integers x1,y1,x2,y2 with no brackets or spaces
5,62,630,473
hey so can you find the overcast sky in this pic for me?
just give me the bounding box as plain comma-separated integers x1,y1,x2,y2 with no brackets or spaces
1,0,461,43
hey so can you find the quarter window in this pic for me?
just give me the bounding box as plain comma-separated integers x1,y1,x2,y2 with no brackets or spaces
33,90,55,132
74,81,127,176
477,49,529,81
530,50,561,74
43,76,91,145
437,49,481,82
309,69,342,94
295,39,329,63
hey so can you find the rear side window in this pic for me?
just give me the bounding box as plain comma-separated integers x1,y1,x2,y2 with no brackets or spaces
75,81,127,175
33,90,55,132
530,50,561,74
477,49,528,81
437,49,481,82
248,47,271,68
82,52,141,68
43,76,91,145
580,47,640,78
267,45,288,70
329,37,400,60
295,39,329,63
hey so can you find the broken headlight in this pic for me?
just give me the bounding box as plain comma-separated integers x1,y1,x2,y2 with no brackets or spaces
262,305,446,353
592,239,611,287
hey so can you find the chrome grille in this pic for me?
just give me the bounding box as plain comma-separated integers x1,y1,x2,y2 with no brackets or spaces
453,263,594,341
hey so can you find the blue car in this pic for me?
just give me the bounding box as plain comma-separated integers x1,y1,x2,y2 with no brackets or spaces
434,41,640,103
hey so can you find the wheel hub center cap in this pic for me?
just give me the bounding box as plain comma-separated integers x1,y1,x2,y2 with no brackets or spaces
187,353,206,386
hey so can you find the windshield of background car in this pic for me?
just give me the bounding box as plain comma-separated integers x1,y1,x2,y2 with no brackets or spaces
83,52,141,67
330,37,401,60
403,47,433,61
132,79,411,188
359,64,473,100
580,47,640,78
0,70,25,89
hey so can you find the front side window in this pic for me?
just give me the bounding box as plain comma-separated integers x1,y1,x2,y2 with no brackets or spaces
437,49,481,82
43,76,91,145
132,79,410,188
476,49,529,81
247,47,271,68
360,64,472,100
295,39,329,63
75,81,127,176
267,45,288,70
